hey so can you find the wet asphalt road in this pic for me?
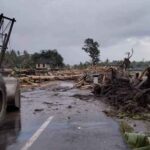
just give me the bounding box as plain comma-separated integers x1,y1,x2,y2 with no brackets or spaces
0,81,129,150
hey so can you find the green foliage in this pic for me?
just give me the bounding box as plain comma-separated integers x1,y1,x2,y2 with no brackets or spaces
2,49,64,69
73,61,91,69
120,121,150,150
124,133,149,149
82,38,100,65
32,49,64,68
130,61,150,69
3,50,34,68
99,60,150,69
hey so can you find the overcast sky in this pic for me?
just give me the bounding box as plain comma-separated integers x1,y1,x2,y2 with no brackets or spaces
1,0,150,64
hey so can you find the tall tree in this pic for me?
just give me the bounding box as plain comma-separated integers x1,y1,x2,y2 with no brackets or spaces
21,50,33,68
82,38,100,65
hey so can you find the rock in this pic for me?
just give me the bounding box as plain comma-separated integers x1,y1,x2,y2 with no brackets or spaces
67,105,72,109
43,102,53,105
34,108,44,112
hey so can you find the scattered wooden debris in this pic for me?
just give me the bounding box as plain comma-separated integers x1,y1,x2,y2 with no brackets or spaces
72,66,150,118
19,69,82,88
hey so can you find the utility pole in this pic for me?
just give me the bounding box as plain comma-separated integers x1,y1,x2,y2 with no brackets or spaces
0,14,16,68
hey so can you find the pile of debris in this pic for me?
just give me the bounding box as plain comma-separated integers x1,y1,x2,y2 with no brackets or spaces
99,78,150,115
92,67,150,117
75,66,150,117
19,69,82,88
74,66,109,89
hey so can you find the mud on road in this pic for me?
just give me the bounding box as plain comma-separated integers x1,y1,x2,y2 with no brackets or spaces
0,81,131,150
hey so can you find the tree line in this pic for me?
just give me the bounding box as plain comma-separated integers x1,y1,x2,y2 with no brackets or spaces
1,38,149,70
1,38,100,69
72,60,150,69
1,49,64,69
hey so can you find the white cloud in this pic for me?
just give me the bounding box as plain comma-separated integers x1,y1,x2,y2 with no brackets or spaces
102,37,150,62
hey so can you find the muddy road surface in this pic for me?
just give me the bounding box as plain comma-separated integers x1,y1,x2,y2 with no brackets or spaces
0,81,129,150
